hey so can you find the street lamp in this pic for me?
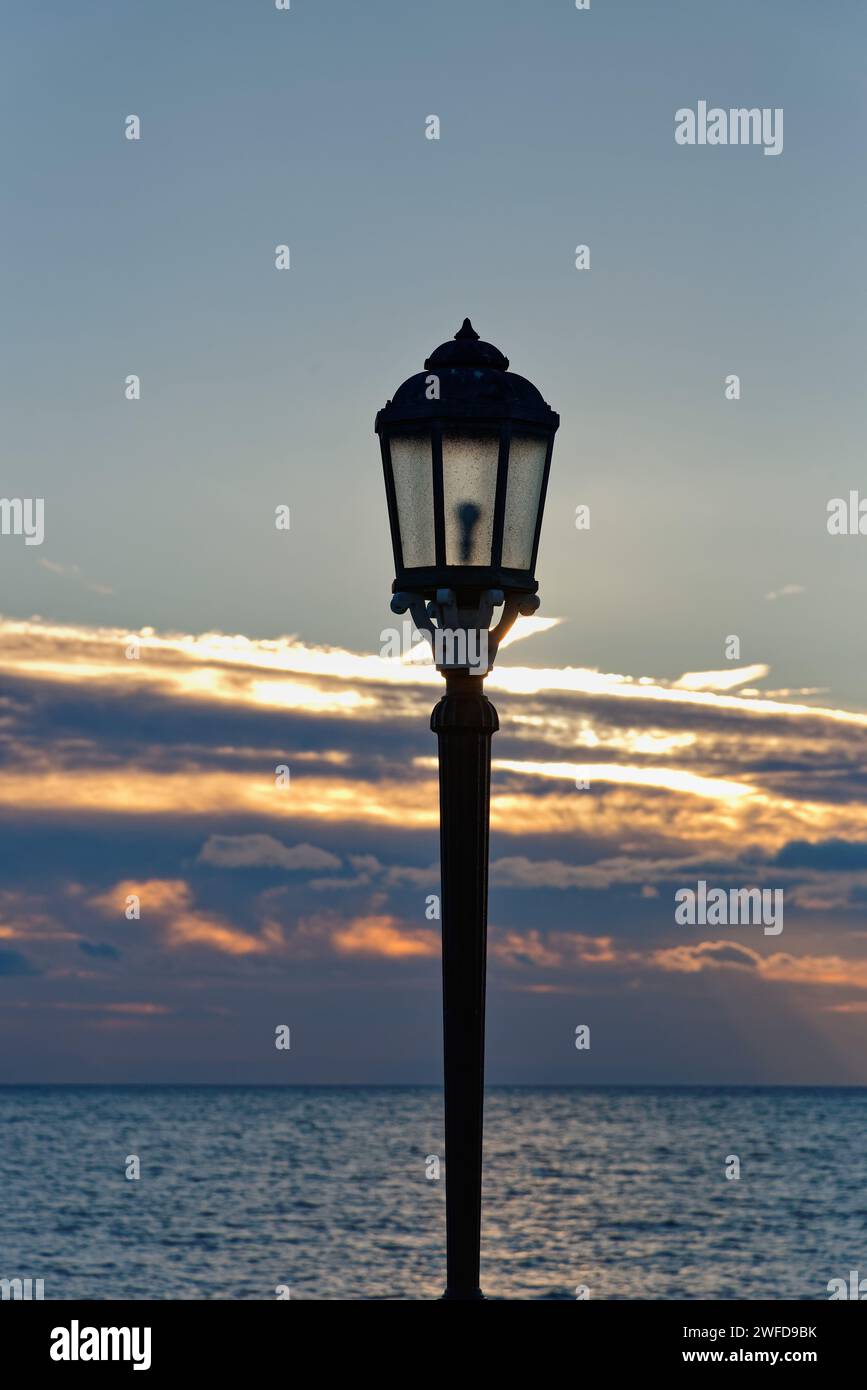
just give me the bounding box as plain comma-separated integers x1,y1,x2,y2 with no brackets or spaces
376,319,559,1301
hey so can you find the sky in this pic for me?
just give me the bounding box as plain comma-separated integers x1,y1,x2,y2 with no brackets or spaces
1,0,867,1083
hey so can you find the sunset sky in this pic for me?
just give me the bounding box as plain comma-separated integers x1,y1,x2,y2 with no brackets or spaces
2,1,866,1083
2,614,867,1084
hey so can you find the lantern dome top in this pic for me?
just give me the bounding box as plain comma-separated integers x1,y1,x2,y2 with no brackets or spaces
424,319,510,372
381,318,556,424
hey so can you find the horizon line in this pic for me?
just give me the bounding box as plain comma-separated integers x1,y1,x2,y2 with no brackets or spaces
1,1080,865,1091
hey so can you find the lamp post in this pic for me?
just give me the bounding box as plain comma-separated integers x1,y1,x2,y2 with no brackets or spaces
376,319,559,1300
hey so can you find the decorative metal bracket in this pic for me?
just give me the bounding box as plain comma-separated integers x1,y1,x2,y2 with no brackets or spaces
391,588,539,675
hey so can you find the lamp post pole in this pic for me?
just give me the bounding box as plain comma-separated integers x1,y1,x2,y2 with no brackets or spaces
432,670,498,1301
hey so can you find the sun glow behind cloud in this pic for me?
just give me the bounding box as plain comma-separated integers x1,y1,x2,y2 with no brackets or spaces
4,615,866,725
2,616,867,852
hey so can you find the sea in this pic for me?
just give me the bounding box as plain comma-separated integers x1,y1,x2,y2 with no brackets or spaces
1,1085,864,1300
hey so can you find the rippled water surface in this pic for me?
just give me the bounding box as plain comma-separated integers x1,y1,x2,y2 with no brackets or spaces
1,1085,864,1299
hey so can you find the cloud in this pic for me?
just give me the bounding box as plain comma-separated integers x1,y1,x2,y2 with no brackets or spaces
5,612,867,1048
490,854,709,891
759,952,867,989
0,947,40,976
91,879,189,915
53,1001,169,1015
674,665,769,692
2,614,861,730
765,584,805,601
490,930,619,969
4,615,867,868
309,855,440,892
653,940,761,972
78,941,121,960
775,839,867,871
491,757,756,803
161,913,268,956
38,559,113,595
198,835,341,871
331,915,439,960
86,880,436,965
90,879,269,957
651,940,867,992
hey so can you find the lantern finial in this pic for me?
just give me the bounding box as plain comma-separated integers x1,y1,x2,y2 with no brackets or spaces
455,318,480,342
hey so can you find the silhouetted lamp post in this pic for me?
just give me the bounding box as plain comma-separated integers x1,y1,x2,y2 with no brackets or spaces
376,320,559,1300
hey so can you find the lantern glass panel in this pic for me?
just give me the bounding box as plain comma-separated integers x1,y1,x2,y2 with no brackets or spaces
442,428,499,566
391,433,435,568
502,432,547,570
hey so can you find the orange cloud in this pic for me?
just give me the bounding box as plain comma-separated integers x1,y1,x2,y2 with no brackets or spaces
90,878,268,957
652,940,867,991
332,914,439,959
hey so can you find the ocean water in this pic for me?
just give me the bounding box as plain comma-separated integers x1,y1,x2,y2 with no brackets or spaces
0,1085,864,1300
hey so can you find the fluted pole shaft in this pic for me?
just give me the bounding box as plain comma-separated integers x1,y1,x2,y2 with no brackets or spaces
431,669,498,1301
